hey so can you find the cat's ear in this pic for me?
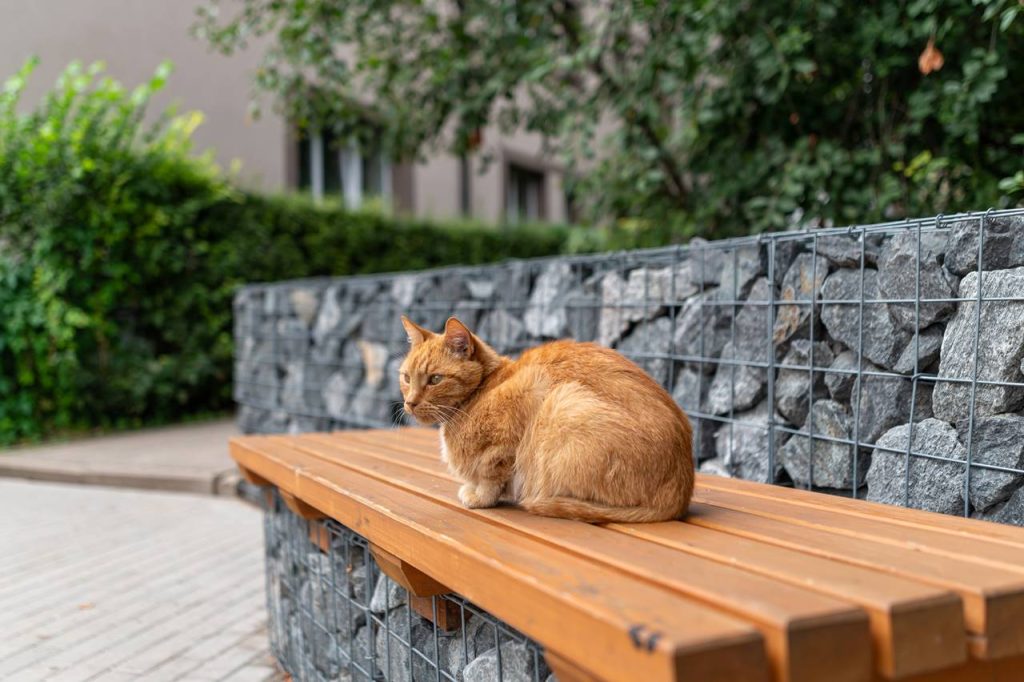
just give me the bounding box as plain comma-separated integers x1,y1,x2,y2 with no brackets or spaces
401,316,433,346
443,317,475,358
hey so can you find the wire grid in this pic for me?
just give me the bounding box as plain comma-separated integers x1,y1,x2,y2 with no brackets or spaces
235,208,1024,519
263,490,551,682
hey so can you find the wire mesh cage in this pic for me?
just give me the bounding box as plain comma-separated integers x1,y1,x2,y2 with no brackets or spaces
263,490,552,682
235,209,1024,523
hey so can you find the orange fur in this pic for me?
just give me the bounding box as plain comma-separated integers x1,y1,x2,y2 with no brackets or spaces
398,316,695,523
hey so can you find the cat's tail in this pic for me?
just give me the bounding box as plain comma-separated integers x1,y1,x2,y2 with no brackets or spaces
519,496,683,524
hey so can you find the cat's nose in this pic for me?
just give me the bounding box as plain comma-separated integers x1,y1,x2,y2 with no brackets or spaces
405,400,419,410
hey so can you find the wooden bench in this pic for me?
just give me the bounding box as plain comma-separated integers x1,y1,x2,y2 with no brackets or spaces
231,427,1024,682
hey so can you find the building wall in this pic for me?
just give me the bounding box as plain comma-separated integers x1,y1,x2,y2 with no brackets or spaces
0,0,288,190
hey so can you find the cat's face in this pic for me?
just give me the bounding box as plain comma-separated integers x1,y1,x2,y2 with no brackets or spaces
398,316,486,425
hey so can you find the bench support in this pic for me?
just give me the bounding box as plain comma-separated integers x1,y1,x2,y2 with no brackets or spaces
280,490,324,520
369,543,451,597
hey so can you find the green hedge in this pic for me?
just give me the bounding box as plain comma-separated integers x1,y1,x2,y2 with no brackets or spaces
0,61,570,445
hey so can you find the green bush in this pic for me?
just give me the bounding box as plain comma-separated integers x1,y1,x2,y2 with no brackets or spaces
0,61,571,445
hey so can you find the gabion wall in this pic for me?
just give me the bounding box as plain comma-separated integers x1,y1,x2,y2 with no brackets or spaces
265,492,552,682
235,209,1024,524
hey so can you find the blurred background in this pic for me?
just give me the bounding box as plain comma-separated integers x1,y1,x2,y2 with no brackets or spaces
0,0,1021,454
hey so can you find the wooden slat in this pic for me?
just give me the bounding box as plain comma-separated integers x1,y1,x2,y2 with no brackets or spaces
336,429,968,678
685,502,1024,659
373,426,1024,660
874,653,1024,682
231,435,770,682
292,433,872,682
694,483,1024,574
698,474,1024,550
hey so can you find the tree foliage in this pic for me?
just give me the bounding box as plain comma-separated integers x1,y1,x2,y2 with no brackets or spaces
196,0,1023,236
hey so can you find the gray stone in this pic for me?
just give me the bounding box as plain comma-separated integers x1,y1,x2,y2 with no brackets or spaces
446,613,500,678
351,625,374,675
781,400,867,489
370,575,407,614
598,271,630,346
715,400,786,482
850,361,932,446
524,262,576,338
494,261,532,305
289,288,320,326
298,578,357,676
362,298,405,343
350,383,393,425
699,458,733,478
978,485,1024,527
878,231,955,331
596,265,691,346
672,290,733,369
672,367,705,414
463,642,536,682
773,253,828,345
466,278,497,300
451,301,483,331
477,309,527,353
374,607,440,682
684,237,727,286
323,372,355,419
944,214,1024,276
278,318,311,359
821,269,910,370
563,290,600,342
892,326,944,375
349,564,369,604
391,275,419,308
825,350,858,402
714,245,764,302
932,267,1024,422
287,416,329,433
615,317,673,387
282,362,308,413
313,286,351,346
775,341,834,426
958,414,1024,512
815,234,882,267
867,419,966,514
705,278,773,414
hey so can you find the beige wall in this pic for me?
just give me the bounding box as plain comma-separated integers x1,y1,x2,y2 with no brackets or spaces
0,0,287,189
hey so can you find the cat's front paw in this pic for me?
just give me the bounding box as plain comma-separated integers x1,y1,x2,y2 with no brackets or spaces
458,483,482,507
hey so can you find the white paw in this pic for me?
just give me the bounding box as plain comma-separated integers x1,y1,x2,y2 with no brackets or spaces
458,483,480,507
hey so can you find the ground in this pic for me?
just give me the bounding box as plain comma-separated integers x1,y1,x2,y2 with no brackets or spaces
0,479,281,681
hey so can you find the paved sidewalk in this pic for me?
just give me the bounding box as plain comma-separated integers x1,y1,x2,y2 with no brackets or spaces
0,420,239,495
0,479,280,681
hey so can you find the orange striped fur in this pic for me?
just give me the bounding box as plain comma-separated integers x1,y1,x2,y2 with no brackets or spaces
398,316,694,523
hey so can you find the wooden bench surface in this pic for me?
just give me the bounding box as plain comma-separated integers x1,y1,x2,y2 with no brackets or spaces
231,428,1024,682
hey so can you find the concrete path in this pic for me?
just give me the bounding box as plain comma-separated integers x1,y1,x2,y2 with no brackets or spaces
0,479,281,681
0,420,240,495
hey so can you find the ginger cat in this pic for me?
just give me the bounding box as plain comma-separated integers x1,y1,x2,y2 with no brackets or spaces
398,315,694,523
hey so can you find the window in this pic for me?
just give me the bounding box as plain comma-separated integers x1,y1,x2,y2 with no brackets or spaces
297,128,391,208
505,163,545,223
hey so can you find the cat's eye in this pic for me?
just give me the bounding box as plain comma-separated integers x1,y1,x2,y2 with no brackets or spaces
401,372,410,384
428,374,444,385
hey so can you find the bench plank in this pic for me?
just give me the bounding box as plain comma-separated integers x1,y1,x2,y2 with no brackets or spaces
231,435,770,682
695,484,1024,574
333,430,967,678
699,474,1024,550
292,433,873,682
687,502,1024,659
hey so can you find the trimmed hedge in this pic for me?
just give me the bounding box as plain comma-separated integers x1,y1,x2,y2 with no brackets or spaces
0,61,570,445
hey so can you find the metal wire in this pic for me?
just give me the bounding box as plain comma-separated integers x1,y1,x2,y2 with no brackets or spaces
261,490,549,682
235,208,1024,520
